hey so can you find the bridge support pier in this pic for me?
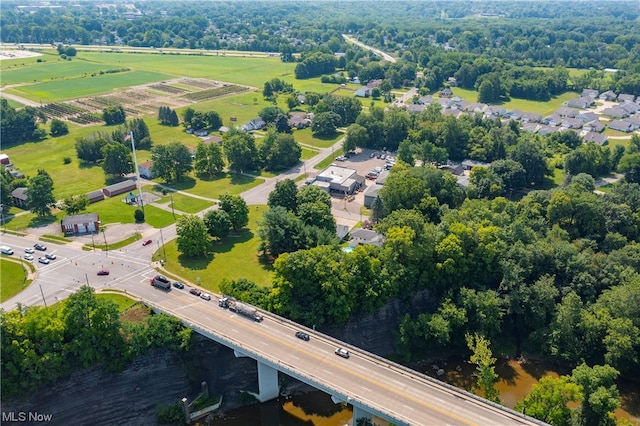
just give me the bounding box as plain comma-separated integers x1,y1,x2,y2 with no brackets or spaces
352,405,373,424
255,361,279,402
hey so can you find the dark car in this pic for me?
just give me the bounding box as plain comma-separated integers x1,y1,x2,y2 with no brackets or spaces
142,239,152,246
190,288,201,297
34,243,47,251
295,331,310,341
153,275,169,284
172,281,185,289
97,269,109,276
335,348,350,358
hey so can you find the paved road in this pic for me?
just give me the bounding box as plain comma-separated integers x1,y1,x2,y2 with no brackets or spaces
342,34,396,63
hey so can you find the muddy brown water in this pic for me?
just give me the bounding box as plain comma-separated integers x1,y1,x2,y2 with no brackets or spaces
207,358,639,425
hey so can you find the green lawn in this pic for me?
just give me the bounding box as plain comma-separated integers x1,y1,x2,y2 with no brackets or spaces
153,172,263,199
1,54,113,86
0,258,30,302
168,192,215,214
7,69,176,102
451,87,580,116
95,292,138,311
294,127,344,149
160,205,273,291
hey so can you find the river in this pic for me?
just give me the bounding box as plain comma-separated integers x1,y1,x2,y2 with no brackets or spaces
208,358,640,426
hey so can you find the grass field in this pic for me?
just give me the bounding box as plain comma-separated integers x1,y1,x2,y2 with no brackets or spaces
0,258,29,302
155,172,263,199
160,205,273,291
167,192,214,214
1,54,113,86
95,292,138,311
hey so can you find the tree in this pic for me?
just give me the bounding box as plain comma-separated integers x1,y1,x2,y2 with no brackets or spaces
50,119,69,137
60,195,89,215
258,130,301,171
101,143,134,177
571,363,620,426
223,130,258,171
176,215,210,257
515,376,583,426
193,141,224,177
257,206,305,258
344,123,367,152
618,153,640,184
75,135,108,162
297,184,332,209
102,105,126,125
490,159,526,193
268,179,298,212
478,79,496,103
27,170,55,216
203,209,232,240
219,193,249,231
311,111,340,137
150,142,193,182
466,333,500,403
0,169,13,208
509,138,547,186
297,201,336,233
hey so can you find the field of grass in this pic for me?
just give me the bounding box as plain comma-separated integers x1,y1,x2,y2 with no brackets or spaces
160,205,272,291
6,69,175,102
451,87,580,116
1,55,111,86
168,192,214,214
95,292,138,311
0,258,29,302
294,128,344,149
155,172,263,199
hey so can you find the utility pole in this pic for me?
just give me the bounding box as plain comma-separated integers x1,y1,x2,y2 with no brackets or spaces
160,228,167,262
102,228,108,257
129,131,145,213
39,283,47,307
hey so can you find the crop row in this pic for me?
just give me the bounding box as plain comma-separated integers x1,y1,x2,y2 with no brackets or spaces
182,85,248,101
39,103,85,119
181,78,217,89
149,84,187,94
67,113,103,125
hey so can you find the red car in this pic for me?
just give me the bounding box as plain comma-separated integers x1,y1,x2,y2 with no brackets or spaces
97,269,109,276
142,239,152,246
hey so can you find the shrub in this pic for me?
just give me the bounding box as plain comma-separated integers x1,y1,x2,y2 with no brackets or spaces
63,157,71,164
134,209,145,223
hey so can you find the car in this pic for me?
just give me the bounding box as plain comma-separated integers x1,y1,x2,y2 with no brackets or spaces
45,253,56,260
190,288,202,297
97,269,110,276
335,348,350,358
38,257,50,264
295,331,310,341
24,254,34,261
24,247,35,254
34,243,47,251
366,172,378,180
153,275,169,284
172,281,185,289
370,152,376,158
142,239,152,246
200,293,212,301
380,154,386,160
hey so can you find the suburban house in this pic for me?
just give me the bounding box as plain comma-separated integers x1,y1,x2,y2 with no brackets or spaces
443,108,463,118
577,111,599,123
582,89,599,99
561,118,584,129
626,115,640,130
313,165,365,195
417,95,434,105
288,112,311,129
462,159,490,170
363,183,383,208
240,118,266,132
521,112,542,123
603,107,629,118
542,114,563,127
583,120,605,133
138,160,153,179
567,97,593,109
366,79,382,88
86,189,105,204
599,90,617,101
621,102,639,114
537,125,560,135
464,102,487,114
406,103,426,114
0,153,9,165
102,180,137,197
61,213,100,235
11,187,28,208
439,87,453,98
583,132,608,146
349,228,385,247
608,119,634,132
555,107,578,117
484,105,506,118
355,87,372,98
617,94,636,103
521,122,540,133
193,129,208,137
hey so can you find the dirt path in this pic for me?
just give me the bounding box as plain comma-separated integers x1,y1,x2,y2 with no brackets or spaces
0,87,41,107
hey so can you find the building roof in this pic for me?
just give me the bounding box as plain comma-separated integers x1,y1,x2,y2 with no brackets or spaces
11,187,28,201
61,213,99,226
316,165,357,185
103,180,136,193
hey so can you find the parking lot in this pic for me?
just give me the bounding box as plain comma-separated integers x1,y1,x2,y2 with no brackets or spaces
331,148,396,179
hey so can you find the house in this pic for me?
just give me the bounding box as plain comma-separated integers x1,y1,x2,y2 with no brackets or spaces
626,115,640,130
138,160,153,179
555,107,578,117
406,103,425,114
521,122,540,133
417,95,433,105
102,180,137,197
439,164,464,175
537,125,560,135
61,213,100,235
603,107,629,118
464,102,487,114
86,189,105,204
561,118,584,129
193,129,209,137
366,79,382,89
438,97,455,108
542,114,563,127
355,87,371,98
617,94,635,103
521,112,542,123
484,105,506,118
507,109,523,120
11,187,28,208
218,126,230,134
599,90,617,101
620,102,639,115
462,159,490,170
363,183,383,208
336,224,350,241
349,228,385,247
442,108,463,118
583,120,605,133
0,154,9,165
577,111,599,123
439,87,453,98
582,89,599,99
583,132,608,146
567,97,593,109
288,112,311,129
608,119,633,132
447,76,458,87
240,118,266,132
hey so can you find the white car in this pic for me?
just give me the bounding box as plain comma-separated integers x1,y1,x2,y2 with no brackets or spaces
45,253,57,260
200,293,212,301
24,254,34,261
25,247,35,254
38,257,50,264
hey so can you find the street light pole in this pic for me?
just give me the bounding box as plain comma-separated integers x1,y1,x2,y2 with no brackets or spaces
102,228,108,257
160,228,167,261
39,283,47,307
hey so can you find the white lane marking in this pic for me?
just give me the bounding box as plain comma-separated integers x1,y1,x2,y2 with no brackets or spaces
322,369,334,375
289,355,299,360
361,386,371,392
